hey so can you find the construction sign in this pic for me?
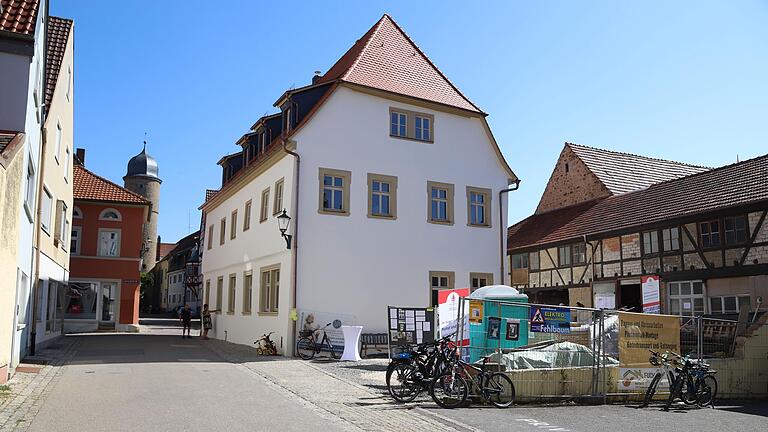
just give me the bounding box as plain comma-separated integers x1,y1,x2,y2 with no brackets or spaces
529,306,571,334
617,311,681,391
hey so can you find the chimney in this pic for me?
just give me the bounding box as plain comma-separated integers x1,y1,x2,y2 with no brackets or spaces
312,70,322,84
156,235,162,261
75,148,86,166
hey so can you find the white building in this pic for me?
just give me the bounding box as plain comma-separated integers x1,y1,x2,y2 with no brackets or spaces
200,14,518,353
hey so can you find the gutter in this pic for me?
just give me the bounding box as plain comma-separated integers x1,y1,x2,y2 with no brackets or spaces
281,136,300,355
30,0,50,356
499,180,521,285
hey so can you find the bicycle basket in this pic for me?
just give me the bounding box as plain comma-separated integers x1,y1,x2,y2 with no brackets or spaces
299,330,313,338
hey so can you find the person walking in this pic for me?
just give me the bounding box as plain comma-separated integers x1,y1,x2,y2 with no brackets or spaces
201,304,218,340
180,304,192,338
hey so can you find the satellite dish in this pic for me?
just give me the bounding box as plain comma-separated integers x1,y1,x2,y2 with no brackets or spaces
332,319,342,329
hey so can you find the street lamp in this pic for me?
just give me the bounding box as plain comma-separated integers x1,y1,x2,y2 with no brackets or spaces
277,209,292,249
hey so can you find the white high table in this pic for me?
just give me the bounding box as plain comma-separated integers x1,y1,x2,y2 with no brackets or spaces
340,325,363,361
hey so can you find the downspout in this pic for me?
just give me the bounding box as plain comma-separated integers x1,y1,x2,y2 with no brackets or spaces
282,130,300,356
499,180,521,286
30,0,51,356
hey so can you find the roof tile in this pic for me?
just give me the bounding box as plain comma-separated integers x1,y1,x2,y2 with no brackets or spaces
73,164,149,205
0,0,38,36
45,16,72,107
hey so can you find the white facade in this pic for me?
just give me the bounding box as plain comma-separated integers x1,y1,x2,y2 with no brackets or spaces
202,86,512,353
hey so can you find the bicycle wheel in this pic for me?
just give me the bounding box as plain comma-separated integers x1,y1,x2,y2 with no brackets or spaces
697,375,718,407
296,337,316,360
387,363,422,403
431,371,468,409
664,375,684,410
681,374,699,405
641,373,662,407
256,347,264,355
486,373,515,408
328,340,341,359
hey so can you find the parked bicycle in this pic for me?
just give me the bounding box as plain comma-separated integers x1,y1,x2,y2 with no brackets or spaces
664,351,717,410
385,335,456,402
641,350,678,407
296,322,340,360
254,332,278,355
431,354,515,409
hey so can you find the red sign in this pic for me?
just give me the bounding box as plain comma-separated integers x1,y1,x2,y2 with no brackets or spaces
437,288,470,305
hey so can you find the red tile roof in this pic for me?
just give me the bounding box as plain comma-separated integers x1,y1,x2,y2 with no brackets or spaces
317,14,482,113
568,143,710,195
157,243,176,260
0,130,22,154
509,154,768,250
44,16,72,107
0,0,38,36
73,164,149,205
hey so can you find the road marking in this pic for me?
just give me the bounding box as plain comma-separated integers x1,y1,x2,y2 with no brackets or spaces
516,418,572,431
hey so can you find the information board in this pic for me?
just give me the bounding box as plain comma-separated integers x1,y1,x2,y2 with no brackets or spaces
529,306,571,334
388,306,435,357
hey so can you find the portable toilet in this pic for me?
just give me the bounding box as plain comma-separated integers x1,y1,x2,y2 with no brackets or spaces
466,285,529,362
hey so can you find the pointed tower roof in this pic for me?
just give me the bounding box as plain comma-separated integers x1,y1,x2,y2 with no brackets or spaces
125,141,161,182
316,14,483,114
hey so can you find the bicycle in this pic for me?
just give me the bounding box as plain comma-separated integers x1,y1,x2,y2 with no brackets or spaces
431,354,515,409
386,335,455,403
664,352,718,410
641,350,678,407
254,332,278,355
296,323,341,360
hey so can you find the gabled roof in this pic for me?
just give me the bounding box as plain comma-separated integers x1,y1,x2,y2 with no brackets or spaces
157,243,176,261
567,143,710,195
509,154,768,250
0,0,38,36
0,130,22,154
73,164,150,205
316,14,482,114
204,189,218,203
44,16,72,107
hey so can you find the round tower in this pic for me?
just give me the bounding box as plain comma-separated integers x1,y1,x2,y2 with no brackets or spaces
123,142,161,271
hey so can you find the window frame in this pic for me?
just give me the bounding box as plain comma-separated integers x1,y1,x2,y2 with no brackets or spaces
24,156,36,221
529,252,540,270
388,107,434,143
429,270,455,306
699,220,721,249
723,215,748,245
414,114,432,141
204,279,211,306
230,210,238,240
98,208,122,221
97,228,121,257
558,245,572,267
367,173,397,219
216,276,224,310
466,186,491,228
243,200,252,231
709,294,751,314
427,181,455,225
390,110,407,138
219,218,226,245
41,187,53,234
572,243,587,265
667,280,706,316
511,254,528,269
318,168,351,216
260,187,270,222
227,273,236,314
54,121,62,163
70,226,82,255
642,231,660,255
242,271,253,314
273,178,285,216
259,264,280,314
72,206,82,219
207,225,213,250
661,227,680,252
470,272,493,292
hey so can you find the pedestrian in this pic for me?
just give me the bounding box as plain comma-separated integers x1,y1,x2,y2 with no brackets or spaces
201,303,218,340
180,303,192,338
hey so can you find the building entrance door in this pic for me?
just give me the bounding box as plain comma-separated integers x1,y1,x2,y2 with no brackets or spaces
619,283,642,312
99,283,117,323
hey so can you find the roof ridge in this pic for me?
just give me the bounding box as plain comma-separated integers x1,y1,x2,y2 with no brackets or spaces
340,14,387,81
566,142,712,170
636,151,768,192
383,14,484,114
75,164,150,203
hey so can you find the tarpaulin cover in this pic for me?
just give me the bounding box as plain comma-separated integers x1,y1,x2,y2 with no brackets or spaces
495,341,619,370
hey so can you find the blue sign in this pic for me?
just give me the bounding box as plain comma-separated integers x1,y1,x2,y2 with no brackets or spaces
529,306,571,334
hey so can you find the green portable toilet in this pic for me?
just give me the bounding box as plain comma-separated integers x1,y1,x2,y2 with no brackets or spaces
467,285,529,362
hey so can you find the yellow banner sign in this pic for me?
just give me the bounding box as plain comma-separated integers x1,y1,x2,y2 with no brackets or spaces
618,312,680,367
468,300,483,324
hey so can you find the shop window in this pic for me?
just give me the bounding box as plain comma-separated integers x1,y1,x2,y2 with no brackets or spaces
667,281,705,316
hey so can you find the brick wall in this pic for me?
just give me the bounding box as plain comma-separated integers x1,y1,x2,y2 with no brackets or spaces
621,234,641,259
536,145,611,214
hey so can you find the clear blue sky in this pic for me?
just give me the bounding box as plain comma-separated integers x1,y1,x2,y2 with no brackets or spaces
52,1,768,243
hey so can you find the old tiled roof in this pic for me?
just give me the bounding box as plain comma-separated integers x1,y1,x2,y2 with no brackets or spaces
316,14,482,113
205,189,218,203
509,154,768,250
157,243,176,260
0,0,38,36
44,16,72,106
0,130,21,153
568,143,710,195
73,164,149,205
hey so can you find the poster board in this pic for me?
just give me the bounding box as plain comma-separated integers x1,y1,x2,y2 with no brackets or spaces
641,275,661,314
388,306,435,357
617,312,680,391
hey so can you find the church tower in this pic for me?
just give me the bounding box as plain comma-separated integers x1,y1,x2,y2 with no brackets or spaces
124,142,161,271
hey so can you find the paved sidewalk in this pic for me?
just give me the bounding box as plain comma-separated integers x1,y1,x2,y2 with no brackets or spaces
205,340,478,432
0,338,79,432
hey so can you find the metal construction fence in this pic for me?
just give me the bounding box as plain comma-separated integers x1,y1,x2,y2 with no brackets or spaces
449,297,768,402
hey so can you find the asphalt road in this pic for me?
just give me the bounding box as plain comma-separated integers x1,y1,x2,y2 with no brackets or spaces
27,321,348,432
